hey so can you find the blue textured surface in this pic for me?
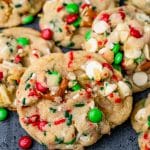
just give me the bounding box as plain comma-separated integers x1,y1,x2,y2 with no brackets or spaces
0,1,149,149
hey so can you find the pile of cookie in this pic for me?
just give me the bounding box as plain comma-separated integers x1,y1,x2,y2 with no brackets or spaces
0,0,149,149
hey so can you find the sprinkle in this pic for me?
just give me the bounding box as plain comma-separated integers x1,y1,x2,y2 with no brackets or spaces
54,118,66,125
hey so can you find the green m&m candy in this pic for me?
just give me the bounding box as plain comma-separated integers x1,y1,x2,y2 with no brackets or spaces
22,15,34,24
88,107,103,123
0,108,8,121
66,3,79,14
112,43,120,54
85,30,92,41
114,52,123,65
16,37,30,46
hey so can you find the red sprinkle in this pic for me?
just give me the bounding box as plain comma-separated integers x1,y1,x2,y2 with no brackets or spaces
109,93,114,98
111,75,120,82
144,133,149,140
65,14,78,24
14,55,22,64
28,89,41,98
18,136,32,149
115,98,122,103
28,115,40,124
68,51,74,68
86,55,92,60
145,145,150,150
118,11,126,20
41,28,53,40
85,89,92,99
102,63,113,72
0,71,3,81
38,121,48,131
54,118,66,125
100,13,110,22
35,82,48,93
129,26,142,38
57,6,64,12
17,45,23,50
81,3,90,9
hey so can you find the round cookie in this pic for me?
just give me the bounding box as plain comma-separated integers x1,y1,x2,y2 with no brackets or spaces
0,27,59,110
39,0,115,49
138,130,150,150
131,94,150,133
0,0,45,28
17,53,111,149
83,6,150,93
16,52,132,149
127,0,150,15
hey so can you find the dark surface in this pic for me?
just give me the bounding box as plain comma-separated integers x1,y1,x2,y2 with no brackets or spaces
0,1,150,150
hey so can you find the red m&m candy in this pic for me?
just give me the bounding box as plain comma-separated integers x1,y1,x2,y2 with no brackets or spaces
18,136,32,149
41,29,53,40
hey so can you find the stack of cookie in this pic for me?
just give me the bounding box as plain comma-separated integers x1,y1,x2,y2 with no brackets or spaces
0,0,149,149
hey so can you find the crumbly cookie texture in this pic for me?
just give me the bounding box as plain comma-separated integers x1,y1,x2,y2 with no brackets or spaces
131,94,150,133
0,0,45,28
83,6,150,93
0,27,59,110
138,130,150,150
39,0,115,49
17,51,132,149
127,0,150,14
131,94,150,150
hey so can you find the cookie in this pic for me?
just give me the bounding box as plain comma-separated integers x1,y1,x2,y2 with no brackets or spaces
39,0,115,49
0,0,45,28
16,51,132,149
138,130,150,150
0,27,60,110
83,6,150,93
131,94,150,150
131,94,150,133
127,0,150,14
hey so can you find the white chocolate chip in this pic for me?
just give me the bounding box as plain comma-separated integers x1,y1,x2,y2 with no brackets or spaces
117,81,131,98
85,38,98,52
133,72,148,86
67,72,76,80
85,60,102,80
144,44,150,60
120,31,129,43
93,20,109,34
124,49,142,59
104,82,117,96
135,108,147,124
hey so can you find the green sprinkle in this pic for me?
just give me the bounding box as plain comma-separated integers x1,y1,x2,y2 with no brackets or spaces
64,137,76,145
148,116,150,122
67,42,75,48
125,80,132,89
66,114,72,126
100,87,104,91
15,4,22,8
16,37,30,46
25,83,31,90
22,98,26,105
85,30,92,41
22,15,34,24
64,111,69,118
25,73,33,82
134,55,144,64
55,137,64,144
44,131,47,136
72,17,81,28
58,28,62,32
49,107,57,113
74,103,85,107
